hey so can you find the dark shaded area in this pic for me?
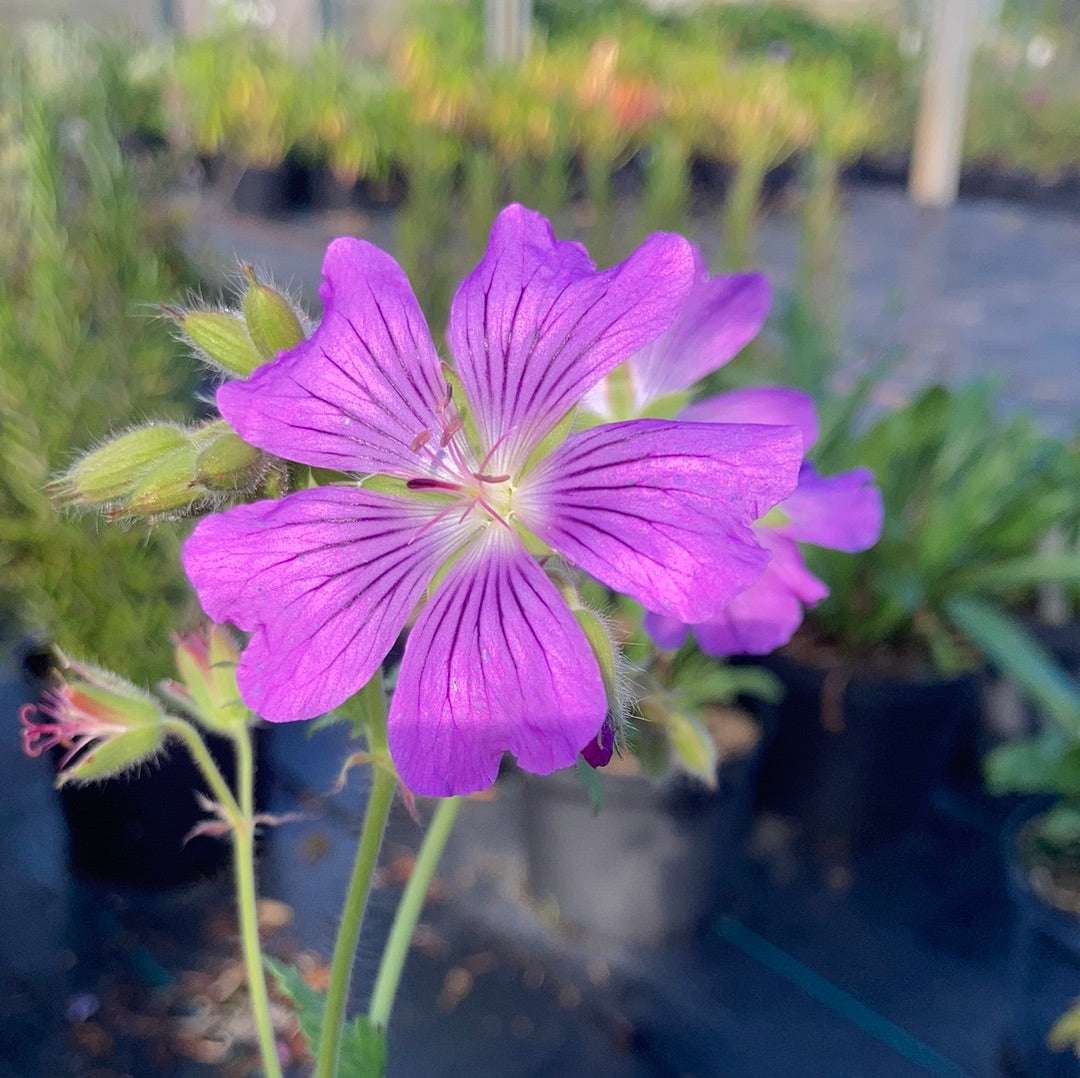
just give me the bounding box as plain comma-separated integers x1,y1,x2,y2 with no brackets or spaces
1,655,1055,1076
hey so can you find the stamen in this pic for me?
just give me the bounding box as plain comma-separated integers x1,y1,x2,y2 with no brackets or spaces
410,429,432,452
406,477,460,492
477,430,511,475
407,500,462,545
439,415,464,447
474,472,511,484
476,496,513,531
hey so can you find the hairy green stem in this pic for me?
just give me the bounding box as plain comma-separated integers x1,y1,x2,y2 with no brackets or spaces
162,717,241,820
368,796,463,1031
315,675,395,1078
165,718,282,1078
315,767,396,1078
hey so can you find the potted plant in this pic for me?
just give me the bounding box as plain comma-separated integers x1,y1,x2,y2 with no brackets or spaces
753,382,1080,851
948,598,1080,1077
522,603,781,947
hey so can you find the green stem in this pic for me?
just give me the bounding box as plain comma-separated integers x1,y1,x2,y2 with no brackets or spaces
235,722,256,820
233,807,283,1078
163,717,241,821
165,717,281,1078
368,796,463,1031
722,151,769,271
315,676,395,1078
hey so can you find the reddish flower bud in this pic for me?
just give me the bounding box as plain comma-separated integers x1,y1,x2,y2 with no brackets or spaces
20,661,164,784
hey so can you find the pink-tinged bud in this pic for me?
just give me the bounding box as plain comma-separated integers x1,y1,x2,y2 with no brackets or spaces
20,661,164,785
165,624,248,733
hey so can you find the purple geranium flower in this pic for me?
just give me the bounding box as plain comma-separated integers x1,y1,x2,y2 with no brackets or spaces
182,206,803,795
644,388,883,656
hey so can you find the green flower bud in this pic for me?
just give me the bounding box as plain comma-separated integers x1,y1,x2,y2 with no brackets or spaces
165,624,248,733
59,424,188,506
122,445,205,517
192,420,266,492
241,265,304,360
176,309,263,377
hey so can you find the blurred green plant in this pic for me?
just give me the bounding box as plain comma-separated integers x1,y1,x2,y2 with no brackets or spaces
0,32,197,680
805,382,1080,675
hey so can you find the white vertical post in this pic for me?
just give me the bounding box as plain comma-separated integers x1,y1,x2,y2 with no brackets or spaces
909,0,982,208
485,0,532,66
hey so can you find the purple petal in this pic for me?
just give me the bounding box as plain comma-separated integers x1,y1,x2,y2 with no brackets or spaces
447,204,696,471
520,419,803,623
681,386,819,452
692,534,828,657
218,238,447,476
778,464,883,552
581,720,615,768
388,537,607,796
631,272,771,408
183,487,472,722
641,612,690,651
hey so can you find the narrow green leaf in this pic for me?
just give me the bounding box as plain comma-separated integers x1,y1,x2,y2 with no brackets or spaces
947,596,1080,736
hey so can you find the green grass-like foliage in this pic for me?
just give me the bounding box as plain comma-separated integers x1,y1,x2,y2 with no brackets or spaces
0,30,197,679
949,596,1080,850
807,382,1080,673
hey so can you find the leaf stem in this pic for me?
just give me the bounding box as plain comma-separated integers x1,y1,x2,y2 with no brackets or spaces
368,796,463,1031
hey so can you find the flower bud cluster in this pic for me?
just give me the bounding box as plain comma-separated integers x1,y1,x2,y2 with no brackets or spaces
54,419,269,520
172,265,306,377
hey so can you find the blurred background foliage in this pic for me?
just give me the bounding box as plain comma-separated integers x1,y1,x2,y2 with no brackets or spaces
0,30,197,680
2,0,1080,682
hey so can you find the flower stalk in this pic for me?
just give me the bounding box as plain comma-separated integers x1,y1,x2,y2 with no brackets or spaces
368,795,463,1032
315,675,397,1078
163,717,282,1078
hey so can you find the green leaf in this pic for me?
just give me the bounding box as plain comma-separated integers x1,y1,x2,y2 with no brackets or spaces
946,596,1080,736
263,959,387,1077
264,957,323,1053
984,733,1079,797
340,1015,387,1078
1040,803,1080,848
973,554,1080,592
671,654,782,708
574,756,604,816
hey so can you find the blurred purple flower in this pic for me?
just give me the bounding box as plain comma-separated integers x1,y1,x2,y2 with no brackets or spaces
183,206,803,795
582,258,771,418
645,388,883,657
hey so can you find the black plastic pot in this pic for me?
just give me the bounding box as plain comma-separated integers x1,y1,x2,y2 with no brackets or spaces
232,157,313,216
521,747,761,947
309,166,357,212
1005,804,1080,1078
56,729,265,890
751,653,982,851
